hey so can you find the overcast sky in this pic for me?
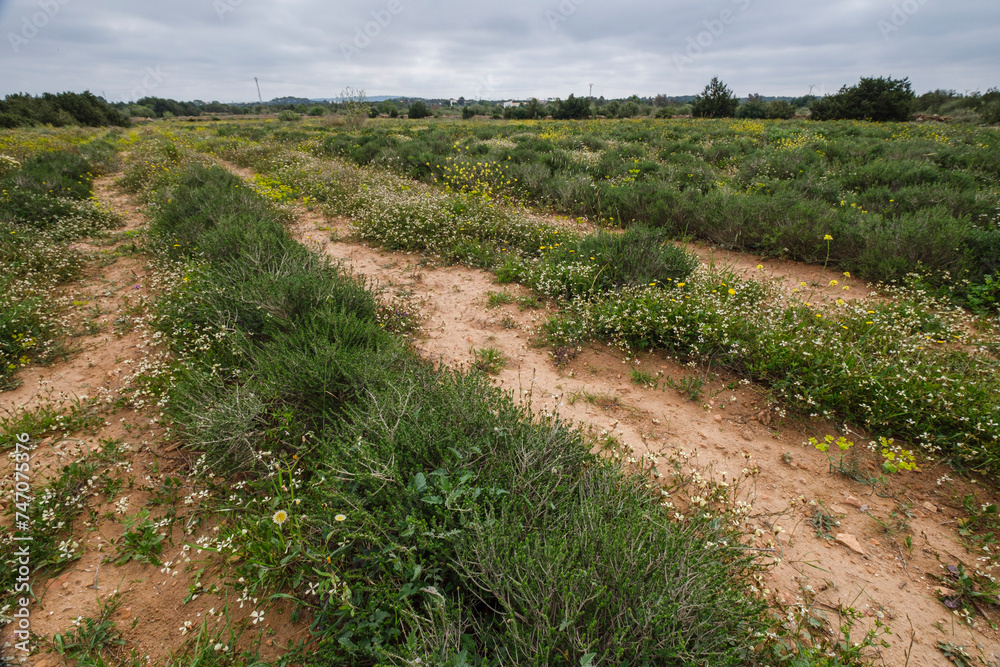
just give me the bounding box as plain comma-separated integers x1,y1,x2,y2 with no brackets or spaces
1,0,997,103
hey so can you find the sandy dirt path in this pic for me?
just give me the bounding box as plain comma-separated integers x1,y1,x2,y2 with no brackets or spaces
179,154,1000,665
284,211,999,667
1,178,308,667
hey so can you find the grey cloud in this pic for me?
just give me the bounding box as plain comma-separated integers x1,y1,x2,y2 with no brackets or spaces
0,0,996,102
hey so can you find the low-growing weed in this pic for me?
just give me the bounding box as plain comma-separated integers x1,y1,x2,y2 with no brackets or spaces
486,290,513,308
516,294,542,310
471,346,507,374
0,438,130,609
114,508,166,566
769,601,892,666
629,367,659,388
664,374,704,402
934,562,1000,623
51,593,127,664
937,641,975,666
808,434,857,477
810,502,842,540
957,494,1000,548
0,397,104,450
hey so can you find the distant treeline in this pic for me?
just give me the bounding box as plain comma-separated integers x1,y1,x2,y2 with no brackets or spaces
3,80,999,128
0,91,130,128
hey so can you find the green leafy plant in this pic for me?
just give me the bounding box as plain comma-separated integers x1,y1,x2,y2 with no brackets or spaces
808,435,856,476
486,290,513,308
114,509,166,566
936,641,975,667
665,374,704,402
51,594,126,664
933,562,1000,621
810,502,842,540
629,367,659,388
471,346,507,374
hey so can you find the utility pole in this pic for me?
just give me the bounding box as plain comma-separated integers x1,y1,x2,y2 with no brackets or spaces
255,77,263,104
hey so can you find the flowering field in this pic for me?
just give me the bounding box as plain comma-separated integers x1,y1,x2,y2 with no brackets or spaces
228,117,1000,311
109,136,778,665
171,122,1000,476
0,131,123,388
3,120,1000,666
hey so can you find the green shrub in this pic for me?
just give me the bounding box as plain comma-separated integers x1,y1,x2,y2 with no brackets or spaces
692,77,739,119
408,101,432,119
736,99,768,119
810,76,914,122
766,100,796,119
552,94,592,120
455,460,765,665
982,100,1000,125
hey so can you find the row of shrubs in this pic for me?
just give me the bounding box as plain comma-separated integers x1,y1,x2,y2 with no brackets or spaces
0,92,131,129
189,132,1000,474
0,142,122,387
293,118,1000,308
135,152,772,665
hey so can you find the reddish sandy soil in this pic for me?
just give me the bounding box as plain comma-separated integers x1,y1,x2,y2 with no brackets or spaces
3,170,999,667
1,179,307,666
283,208,1000,667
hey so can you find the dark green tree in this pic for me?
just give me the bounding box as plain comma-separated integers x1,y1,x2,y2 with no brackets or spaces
0,91,129,127
810,76,915,122
552,94,592,120
765,100,796,119
524,98,543,119
408,100,431,119
735,93,767,119
691,77,739,118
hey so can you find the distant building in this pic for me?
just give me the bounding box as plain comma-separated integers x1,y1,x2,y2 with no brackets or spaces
503,100,521,108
